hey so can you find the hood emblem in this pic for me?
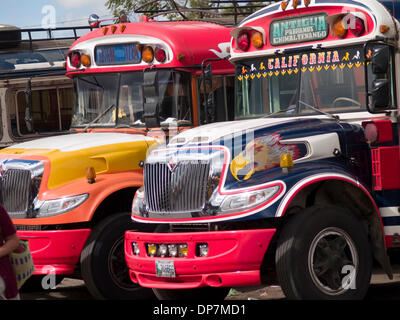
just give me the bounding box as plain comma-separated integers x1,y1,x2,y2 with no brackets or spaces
167,156,179,173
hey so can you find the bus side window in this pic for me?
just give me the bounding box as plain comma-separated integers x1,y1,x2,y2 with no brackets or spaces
14,87,73,136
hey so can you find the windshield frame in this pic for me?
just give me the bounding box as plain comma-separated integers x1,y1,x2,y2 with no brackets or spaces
71,69,193,129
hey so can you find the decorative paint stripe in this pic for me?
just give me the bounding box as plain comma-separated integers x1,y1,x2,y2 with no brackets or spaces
276,173,376,217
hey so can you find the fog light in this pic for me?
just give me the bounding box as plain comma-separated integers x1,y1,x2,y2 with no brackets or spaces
147,243,157,257
178,244,188,257
168,244,178,257
159,244,168,257
197,243,209,257
132,242,140,256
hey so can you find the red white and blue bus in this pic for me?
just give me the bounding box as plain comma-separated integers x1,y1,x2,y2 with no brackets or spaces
126,0,400,300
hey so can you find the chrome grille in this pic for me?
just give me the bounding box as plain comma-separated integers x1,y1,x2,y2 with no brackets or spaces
0,169,32,214
145,162,210,213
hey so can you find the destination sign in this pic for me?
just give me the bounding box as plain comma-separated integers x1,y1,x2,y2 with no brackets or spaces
95,43,142,65
270,13,328,46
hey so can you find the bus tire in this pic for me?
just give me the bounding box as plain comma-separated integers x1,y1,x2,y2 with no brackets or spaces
80,212,153,300
152,287,230,300
275,205,372,300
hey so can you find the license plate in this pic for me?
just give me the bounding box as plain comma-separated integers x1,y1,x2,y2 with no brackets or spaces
155,260,176,278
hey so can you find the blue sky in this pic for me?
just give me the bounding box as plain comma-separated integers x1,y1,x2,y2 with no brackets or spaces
0,0,114,29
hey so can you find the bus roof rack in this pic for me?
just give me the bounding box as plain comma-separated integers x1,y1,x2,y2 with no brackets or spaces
0,25,94,47
134,0,279,25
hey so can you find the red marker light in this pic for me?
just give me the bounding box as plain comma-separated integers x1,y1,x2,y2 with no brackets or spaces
154,47,166,62
69,51,81,68
349,16,365,37
237,31,250,51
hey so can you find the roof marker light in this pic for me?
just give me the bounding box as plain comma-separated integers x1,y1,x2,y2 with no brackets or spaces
304,0,310,7
111,25,117,34
281,1,288,10
293,0,300,9
102,26,108,35
120,24,126,33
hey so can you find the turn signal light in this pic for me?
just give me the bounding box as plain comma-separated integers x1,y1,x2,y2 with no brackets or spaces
251,31,264,49
237,31,250,51
69,51,81,68
80,54,91,67
331,14,366,38
142,46,154,63
332,17,347,38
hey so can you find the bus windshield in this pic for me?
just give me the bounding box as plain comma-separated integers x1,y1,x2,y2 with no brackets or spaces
235,46,389,119
71,70,192,128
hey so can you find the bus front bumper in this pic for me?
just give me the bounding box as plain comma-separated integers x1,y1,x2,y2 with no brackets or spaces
17,229,91,275
125,229,276,289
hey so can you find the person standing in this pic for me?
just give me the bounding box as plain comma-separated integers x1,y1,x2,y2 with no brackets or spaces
0,204,20,300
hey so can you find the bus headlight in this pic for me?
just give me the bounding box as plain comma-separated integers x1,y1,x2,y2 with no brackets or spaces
36,193,89,217
210,185,281,215
132,186,145,217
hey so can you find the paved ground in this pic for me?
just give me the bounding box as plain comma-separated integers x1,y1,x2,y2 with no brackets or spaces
20,270,400,300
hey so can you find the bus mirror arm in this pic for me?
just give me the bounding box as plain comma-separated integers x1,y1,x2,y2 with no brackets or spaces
24,78,34,132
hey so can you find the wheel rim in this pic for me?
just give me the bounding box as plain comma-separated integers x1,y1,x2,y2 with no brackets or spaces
108,235,138,291
308,227,358,296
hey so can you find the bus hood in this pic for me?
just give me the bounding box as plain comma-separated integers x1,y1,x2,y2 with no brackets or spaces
0,132,156,190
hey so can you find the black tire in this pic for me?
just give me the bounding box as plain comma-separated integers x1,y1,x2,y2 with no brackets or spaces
153,287,230,300
80,212,154,300
275,205,372,300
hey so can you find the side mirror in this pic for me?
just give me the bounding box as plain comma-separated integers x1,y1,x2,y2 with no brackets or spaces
370,79,390,111
142,70,160,129
204,63,212,88
372,45,389,74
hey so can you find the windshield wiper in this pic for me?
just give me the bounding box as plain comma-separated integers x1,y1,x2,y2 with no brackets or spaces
83,104,115,131
298,100,339,122
263,105,297,118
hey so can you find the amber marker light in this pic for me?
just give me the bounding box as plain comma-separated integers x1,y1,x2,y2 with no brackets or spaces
142,46,154,63
380,25,390,33
281,1,288,10
280,153,294,168
293,0,300,9
304,0,311,6
80,54,91,67
111,25,117,34
102,26,108,35
86,167,96,184
251,31,264,49
120,24,126,33
332,17,348,38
